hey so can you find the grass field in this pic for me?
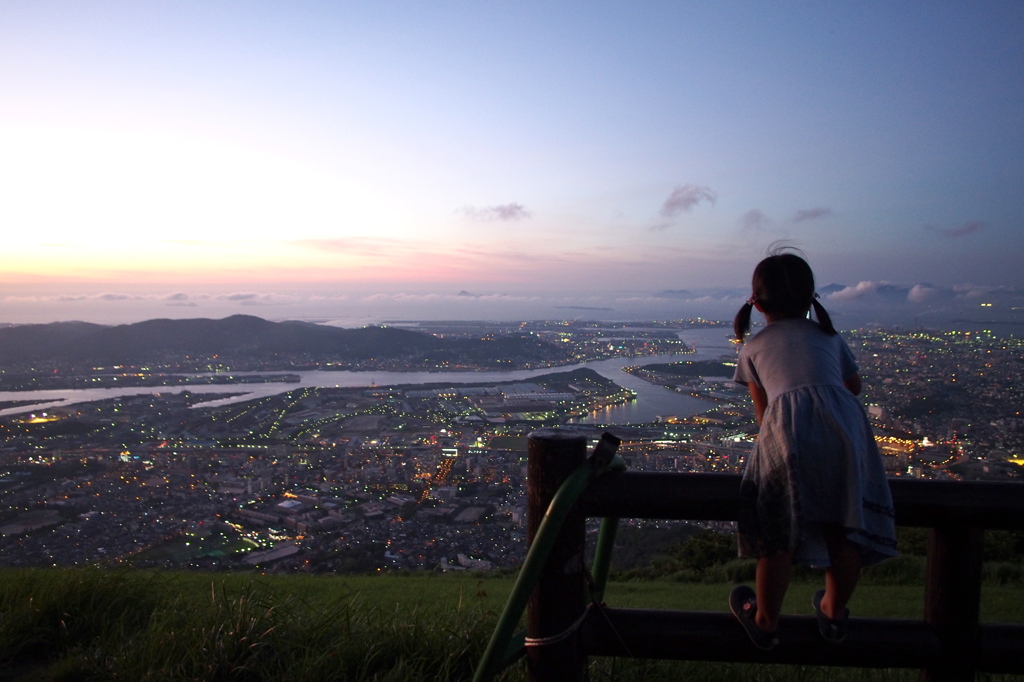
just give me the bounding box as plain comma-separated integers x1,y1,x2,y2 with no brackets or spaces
1,569,1022,681
131,533,258,563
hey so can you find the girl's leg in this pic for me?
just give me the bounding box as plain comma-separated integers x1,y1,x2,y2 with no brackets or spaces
821,524,862,618
755,549,794,632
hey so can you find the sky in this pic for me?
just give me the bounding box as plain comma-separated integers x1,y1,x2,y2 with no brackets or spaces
1,2,1022,328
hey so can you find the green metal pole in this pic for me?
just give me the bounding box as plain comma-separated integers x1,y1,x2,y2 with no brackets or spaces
472,436,623,682
589,516,619,604
473,458,594,682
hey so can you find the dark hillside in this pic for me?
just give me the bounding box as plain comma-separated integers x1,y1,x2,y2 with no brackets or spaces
433,333,564,366
0,315,441,362
79,315,442,359
0,321,107,360
0,315,565,366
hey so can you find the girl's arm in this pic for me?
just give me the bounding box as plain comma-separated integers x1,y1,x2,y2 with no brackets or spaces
844,373,862,396
747,382,768,425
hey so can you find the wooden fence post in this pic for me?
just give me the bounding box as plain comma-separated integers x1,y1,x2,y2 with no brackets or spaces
921,525,985,682
527,429,588,682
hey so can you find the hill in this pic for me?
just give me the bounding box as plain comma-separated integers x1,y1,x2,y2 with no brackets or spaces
0,315,565,366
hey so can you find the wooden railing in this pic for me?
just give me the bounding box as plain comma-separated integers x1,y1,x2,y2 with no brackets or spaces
474,429,1024,682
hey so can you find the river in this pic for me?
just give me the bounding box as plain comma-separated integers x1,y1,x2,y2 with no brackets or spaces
0,327,739,423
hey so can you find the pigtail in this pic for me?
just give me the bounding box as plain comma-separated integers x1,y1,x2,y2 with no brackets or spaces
733,299,754,342
811,297,837,336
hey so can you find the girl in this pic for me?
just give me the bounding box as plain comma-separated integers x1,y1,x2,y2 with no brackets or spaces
728,251,897,650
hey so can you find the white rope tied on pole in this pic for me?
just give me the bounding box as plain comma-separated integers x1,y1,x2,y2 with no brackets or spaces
523,608,589,647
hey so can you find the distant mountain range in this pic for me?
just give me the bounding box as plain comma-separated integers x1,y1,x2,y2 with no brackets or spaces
0,314,562,366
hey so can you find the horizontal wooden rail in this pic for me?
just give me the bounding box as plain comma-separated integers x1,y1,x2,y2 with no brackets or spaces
580,471,1024,528
978,624,1024,673
509,431,1024,682
582,607,1024,674
581,607,943,668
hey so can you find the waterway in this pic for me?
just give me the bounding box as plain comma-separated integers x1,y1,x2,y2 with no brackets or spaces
0,328,738,424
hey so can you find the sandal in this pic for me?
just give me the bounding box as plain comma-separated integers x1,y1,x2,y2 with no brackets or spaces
812,589,849,643
729,585,778,651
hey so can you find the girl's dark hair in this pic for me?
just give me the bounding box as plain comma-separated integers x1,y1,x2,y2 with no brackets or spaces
733,251,837,342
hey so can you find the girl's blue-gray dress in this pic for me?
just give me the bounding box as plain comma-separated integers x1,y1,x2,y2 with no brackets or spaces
733,318,898,567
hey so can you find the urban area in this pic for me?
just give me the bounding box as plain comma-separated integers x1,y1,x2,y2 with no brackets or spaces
1,319,1021,574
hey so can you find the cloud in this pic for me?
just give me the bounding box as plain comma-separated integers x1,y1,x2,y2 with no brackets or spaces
365,292,442,303
308,293,350,302
950,284,1024,302
165,292,191,301
793,208,832,223
2,295,45,303
362,291,535,304
460,203,531,221
659,185,717,218
54,293,141,302
907,284,939,303
449,246,543,264
923,221,988,238
290,237,405,257
740,209,772,232
688,295,736,304
216,292,269,302
291,237,584,281
827,281,878,302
